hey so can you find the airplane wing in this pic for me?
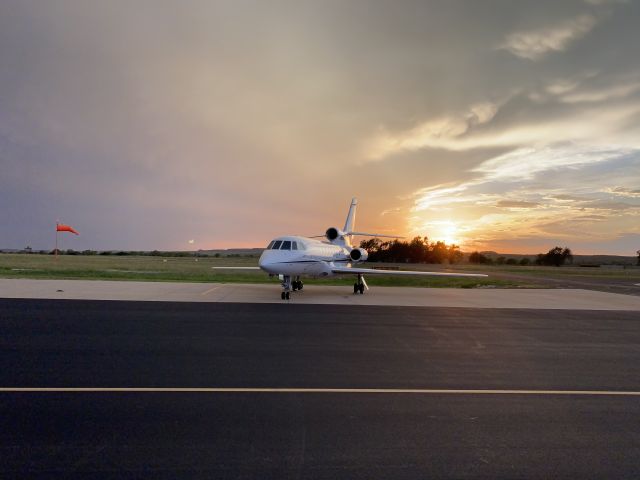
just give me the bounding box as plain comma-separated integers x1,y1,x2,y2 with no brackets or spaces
330,266,488,277
212,267,261,270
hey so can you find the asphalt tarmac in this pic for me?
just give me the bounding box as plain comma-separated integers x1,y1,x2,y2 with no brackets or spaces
2,299,640,478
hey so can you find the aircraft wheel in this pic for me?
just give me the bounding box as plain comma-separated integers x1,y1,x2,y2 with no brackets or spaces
298,282,303,290
359,284,365,294
354,283,359,294
281,292,286,300
285,291,290,300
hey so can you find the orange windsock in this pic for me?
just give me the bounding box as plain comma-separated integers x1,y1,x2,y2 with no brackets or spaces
56,224,79,235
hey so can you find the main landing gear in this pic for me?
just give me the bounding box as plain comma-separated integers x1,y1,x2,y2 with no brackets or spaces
353,274,365,295
281,275,303,300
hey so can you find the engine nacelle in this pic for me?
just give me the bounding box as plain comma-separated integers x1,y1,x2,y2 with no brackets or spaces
325,227,343,241
349,248,368,262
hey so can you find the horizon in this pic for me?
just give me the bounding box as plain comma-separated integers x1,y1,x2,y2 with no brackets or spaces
2,243,638,259
1,1,639,255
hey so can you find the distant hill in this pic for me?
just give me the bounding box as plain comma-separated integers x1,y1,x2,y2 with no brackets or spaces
197,248,263,257
474,251,637,266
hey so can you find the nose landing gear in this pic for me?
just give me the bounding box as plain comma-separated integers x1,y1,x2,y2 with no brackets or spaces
281,275,291,300
353,274,366,294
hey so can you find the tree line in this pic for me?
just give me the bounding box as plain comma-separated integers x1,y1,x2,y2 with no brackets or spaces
359,237,463,264
469,246,573,267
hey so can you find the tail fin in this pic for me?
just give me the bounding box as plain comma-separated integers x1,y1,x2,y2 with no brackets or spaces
343,197,357,233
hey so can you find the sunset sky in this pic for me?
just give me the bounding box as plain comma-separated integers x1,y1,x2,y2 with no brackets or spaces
1,0,639,254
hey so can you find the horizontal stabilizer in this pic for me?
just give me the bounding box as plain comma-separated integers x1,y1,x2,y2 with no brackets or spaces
331,266,487,277
348,231,404,239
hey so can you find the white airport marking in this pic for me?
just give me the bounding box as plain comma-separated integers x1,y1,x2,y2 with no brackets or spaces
1,388,640,396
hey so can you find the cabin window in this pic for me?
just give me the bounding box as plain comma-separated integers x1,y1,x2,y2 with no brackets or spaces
266,241,275,249
272,240,282,250
281,240,292,250
291,241,298,250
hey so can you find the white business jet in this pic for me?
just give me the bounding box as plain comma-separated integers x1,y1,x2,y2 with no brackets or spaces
216,198,487,300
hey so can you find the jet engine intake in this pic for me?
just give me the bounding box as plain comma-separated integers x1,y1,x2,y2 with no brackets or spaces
325,227,341,241
349,248,368,262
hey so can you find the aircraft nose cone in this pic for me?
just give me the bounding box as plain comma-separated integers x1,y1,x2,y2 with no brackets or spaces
258,251,272,271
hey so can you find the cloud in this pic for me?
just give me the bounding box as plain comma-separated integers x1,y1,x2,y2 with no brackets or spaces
496,200,540,209
413,183,478,211
365,89,640,161
581,201,638,211
471,144,632,181
546,194,585,202
573,214,607,220
366,101,500,159
605,187,640,198
546,79,582,96
584,0,626,5
499,14,598,60
561,82,640,103
409,146,640,252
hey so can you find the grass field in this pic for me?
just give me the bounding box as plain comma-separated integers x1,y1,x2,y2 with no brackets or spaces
448,262,640,280
0,254,521,288
4,254,637,289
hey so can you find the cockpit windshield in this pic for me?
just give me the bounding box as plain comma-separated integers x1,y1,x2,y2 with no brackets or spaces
266,239,305,250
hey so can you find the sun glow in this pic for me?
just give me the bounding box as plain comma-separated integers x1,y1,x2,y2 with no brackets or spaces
425,220,463,246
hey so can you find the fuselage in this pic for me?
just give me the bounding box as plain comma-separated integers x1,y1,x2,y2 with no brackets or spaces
258,235,352,277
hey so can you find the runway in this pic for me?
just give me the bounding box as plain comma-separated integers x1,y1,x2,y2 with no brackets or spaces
1,298,640,478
